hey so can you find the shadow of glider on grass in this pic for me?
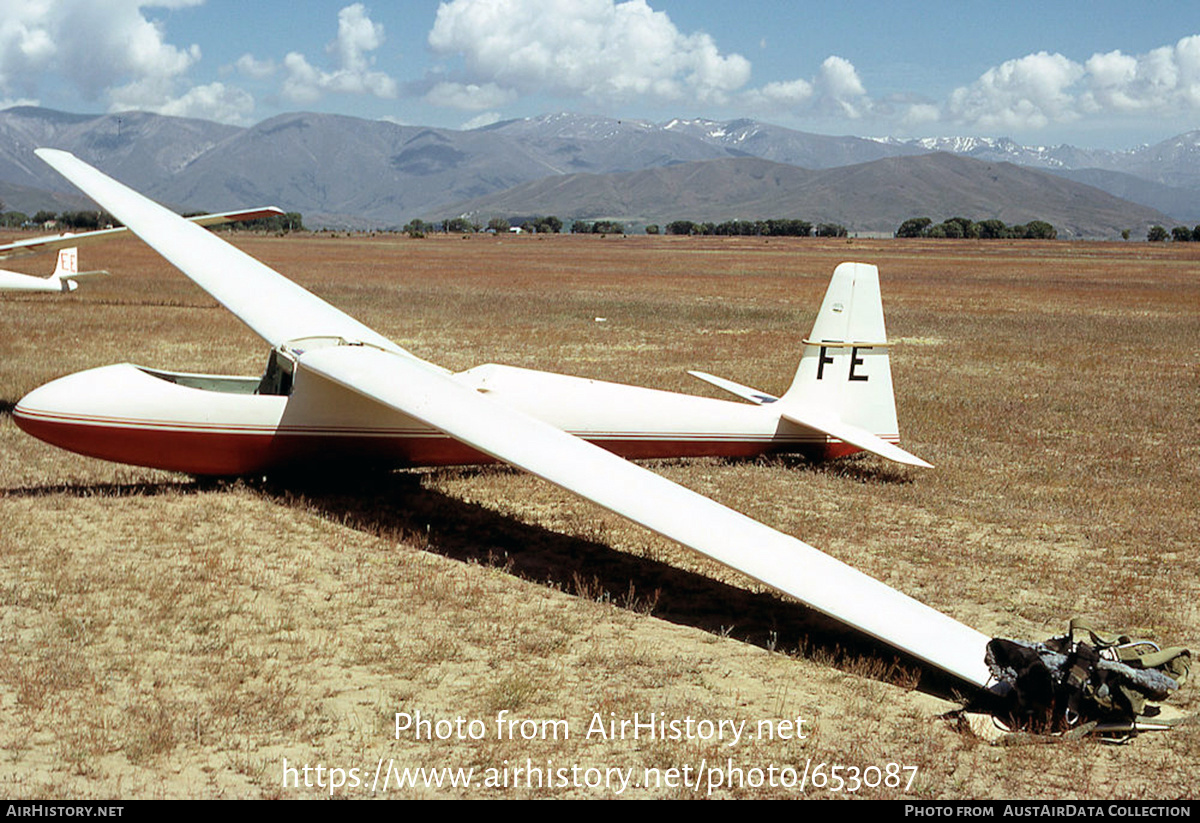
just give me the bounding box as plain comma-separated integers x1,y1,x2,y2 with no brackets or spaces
16,147,994,689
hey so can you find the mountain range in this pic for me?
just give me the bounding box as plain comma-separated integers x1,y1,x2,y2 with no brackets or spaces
0,106,1195,237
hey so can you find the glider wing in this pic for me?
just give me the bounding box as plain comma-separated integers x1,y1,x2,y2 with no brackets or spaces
302,343,986,683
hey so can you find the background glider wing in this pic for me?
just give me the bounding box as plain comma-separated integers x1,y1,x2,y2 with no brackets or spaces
301,343,990,686
34,149,408,355
0,207,288,261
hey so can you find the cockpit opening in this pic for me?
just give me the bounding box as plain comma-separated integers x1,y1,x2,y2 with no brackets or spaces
138,366,260,394
256,347,296,396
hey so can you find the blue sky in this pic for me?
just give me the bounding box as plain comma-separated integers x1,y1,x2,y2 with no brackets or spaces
2,0,1198,148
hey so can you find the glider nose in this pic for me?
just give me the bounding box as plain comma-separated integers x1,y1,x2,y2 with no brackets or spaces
13,375,88,450
13,367,146,464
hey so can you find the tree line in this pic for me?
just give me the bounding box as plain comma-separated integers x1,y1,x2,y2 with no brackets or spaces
663,219,845,237
412,215,569,235
895,216,1057,239
1147,224,1200,242
415,216,849,238
0,208,120,229
0,206,304,233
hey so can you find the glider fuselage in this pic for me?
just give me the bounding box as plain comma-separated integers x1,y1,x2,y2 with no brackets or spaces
0,269,74,292
14,357,869,476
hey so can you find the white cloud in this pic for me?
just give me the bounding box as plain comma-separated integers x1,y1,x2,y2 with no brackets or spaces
0,95,40,110
425,81,515,110
1080,36,1200,113
329,3,385,74
461,111,503,130
0,17,55,86
900,102,941,128
426,0,750,108
280,4,398,103
945,36,1200,132
815,55,869,118
126,81,254,123
234,54,277,80
0,0,261,123
0,1,202,100
743,56,872,118
743,78,813,108
947,51,1084,130
280,52,323,105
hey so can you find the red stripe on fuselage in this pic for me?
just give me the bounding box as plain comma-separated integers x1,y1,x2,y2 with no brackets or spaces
13,412,862,475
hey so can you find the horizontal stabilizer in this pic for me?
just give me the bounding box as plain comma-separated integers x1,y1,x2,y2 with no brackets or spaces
688,371,778,404
778,401,933,468
49,247,110,283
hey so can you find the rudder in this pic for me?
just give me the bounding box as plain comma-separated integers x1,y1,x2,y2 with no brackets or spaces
50,248,79,291
781,262,899,442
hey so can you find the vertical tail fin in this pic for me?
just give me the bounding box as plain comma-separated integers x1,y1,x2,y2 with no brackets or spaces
781,262,901,444
686,263,926,470
689,261,930,467
50,248,79,291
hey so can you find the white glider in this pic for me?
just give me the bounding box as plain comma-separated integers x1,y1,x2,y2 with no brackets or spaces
0,246,106,292
0,206,285,293
15,148,993,687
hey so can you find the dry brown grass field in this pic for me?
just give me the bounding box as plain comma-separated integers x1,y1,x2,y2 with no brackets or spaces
0,232,1197,799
